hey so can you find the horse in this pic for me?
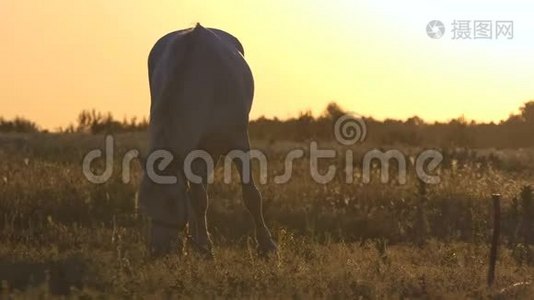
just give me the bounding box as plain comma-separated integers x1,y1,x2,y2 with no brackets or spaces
138,23,277,257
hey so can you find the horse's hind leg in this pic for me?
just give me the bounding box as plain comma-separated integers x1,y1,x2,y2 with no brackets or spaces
187,158,213,258
230,133,278,256
241,178,277,256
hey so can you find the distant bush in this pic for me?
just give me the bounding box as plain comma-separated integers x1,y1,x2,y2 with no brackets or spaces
0,117,39,133
65,109,148,134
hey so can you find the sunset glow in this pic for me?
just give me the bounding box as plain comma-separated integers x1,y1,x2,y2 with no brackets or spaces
1,0,533,129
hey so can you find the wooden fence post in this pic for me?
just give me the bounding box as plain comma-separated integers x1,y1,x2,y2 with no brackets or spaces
488,193,501,288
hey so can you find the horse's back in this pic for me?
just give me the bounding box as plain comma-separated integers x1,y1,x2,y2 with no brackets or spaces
147,24,254,155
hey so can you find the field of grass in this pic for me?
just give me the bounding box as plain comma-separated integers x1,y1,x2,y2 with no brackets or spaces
0,132,533,298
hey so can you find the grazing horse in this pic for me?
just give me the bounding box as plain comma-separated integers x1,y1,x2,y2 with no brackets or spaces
138,23,277,257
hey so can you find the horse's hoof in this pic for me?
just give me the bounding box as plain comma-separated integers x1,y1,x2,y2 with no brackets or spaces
258,239,278,258
193,246,214,260
149,224,182,257
187,236,214,259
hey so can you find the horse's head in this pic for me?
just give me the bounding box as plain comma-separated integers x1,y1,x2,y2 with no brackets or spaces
138,154,189,255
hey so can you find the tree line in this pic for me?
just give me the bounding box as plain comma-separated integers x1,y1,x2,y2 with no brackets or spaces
1,101,534,148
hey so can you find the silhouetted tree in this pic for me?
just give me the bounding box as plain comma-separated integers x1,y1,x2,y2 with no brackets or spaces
323,102,346,121
405,116,425,127
520,101,534,124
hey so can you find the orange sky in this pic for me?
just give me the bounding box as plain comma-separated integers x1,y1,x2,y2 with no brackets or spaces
1,1,533,130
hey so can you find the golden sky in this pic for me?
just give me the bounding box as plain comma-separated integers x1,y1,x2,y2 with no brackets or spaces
1,0,533,129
